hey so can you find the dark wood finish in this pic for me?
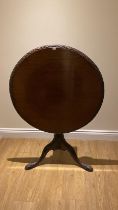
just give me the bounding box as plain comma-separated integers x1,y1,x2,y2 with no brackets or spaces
25,134,93,172
9,45,104,172
9,45,104,133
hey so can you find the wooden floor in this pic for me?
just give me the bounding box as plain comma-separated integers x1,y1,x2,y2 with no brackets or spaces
0,137,118,210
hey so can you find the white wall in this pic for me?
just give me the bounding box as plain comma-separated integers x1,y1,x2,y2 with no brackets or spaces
0,0,118,131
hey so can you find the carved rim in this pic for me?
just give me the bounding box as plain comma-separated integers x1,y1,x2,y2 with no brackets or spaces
9,45,104,133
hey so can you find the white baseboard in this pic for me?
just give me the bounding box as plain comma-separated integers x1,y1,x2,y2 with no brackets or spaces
0,128,118,140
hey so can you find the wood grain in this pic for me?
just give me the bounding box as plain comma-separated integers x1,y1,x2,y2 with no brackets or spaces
9,46,104,133
0,138,118,210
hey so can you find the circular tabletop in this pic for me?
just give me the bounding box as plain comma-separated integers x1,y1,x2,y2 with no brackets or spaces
9,45,104,133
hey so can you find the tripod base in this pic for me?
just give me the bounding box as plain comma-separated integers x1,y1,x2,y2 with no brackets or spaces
25,134,93,172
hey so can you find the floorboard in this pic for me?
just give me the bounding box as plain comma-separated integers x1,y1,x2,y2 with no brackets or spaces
0,138,118,210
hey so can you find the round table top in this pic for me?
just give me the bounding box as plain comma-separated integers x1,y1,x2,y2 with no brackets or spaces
9,45,104,133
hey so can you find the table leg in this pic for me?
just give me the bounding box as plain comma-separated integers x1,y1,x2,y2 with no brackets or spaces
25,133,93,172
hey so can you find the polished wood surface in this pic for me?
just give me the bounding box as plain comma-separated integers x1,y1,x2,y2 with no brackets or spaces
0,138,118,210
9,45,104,133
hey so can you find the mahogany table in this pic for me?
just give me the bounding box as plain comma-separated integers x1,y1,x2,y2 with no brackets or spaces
9,45,104,172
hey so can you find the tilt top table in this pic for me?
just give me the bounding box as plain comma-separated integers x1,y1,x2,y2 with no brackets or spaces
9,45,104,172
